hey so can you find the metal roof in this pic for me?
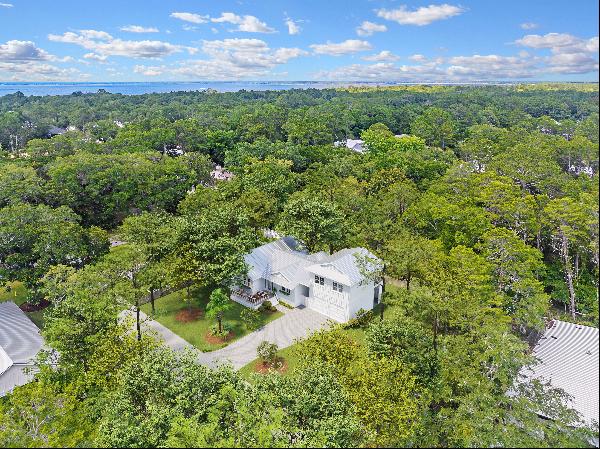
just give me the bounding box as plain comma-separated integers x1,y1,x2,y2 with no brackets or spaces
245,239,380,288
523,320,599,425
0,301,44,396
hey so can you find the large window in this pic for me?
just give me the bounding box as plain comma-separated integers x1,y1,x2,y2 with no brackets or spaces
332,281,344,293
243,277,253,288
314,275,324,285
279,286,291,295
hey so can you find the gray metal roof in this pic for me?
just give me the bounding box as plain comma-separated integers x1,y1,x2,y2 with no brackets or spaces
245,239,380,288
524,320,599,425
0,301,44,396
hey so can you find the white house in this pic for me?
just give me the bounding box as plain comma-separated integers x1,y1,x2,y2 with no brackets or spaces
0,302,44,396
231,237,382,322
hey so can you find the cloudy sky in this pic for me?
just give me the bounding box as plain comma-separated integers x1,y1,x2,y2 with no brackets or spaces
0,0,598,82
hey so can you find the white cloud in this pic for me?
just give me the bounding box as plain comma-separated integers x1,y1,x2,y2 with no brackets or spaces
515,33,598,54
285,17,301,35
376,4,464,26
362,50,399,61
356,21,387,37
0,40,54,62
446,54,539,78
0,2,13,7
134,65,164,76
520,22,538,30
133,38,306,79
310,39,372,56
48,29,196,59
409,54,427,62
170,12,209,24
515,33,599,73
83,52,108,62
120,25,159,33
211,12,275,33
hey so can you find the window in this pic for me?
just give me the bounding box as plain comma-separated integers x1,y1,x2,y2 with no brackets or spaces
279,286,291,295
243,277,252,288
314,275,324,285
333,281,344,293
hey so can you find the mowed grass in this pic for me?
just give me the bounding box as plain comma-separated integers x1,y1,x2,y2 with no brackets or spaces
238,326,367,379
0,281,46,329
141,286,283,352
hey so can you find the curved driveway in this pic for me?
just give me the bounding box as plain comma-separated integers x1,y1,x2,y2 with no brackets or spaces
125,305,331,370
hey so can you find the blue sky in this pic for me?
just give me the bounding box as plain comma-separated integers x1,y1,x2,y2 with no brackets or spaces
0,0,598,82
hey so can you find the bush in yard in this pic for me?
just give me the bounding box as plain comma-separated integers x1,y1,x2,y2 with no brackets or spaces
209,322,232,338
258,300,277,313
241,308,261,330
257,340,280,368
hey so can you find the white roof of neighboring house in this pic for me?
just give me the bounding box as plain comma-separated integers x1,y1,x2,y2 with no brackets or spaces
0,302,44,396
334,139,366,153
244,238,380,289
522,320,599,425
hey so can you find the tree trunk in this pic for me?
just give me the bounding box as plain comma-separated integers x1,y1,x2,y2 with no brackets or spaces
379,275,386,321
406,272,411,292
150,289,155,315
136,297,142,341
433,314,439,355
187,285,191,311
561,231,577,319
218,315,223,333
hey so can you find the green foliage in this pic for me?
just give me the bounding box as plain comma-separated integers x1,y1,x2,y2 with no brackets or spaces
411,107,457,149
0,203,109,295
240,307,261,330
256,340,279,367
276,192,345,253
1,85,598,448
206,288,233,334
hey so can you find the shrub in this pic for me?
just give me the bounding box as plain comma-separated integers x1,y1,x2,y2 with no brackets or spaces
257,340,280,368
344,308,373,329
209,322,231,338
241,308,261,330
258,300,277,313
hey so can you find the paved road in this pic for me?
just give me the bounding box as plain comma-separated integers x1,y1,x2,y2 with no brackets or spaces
122,305,331,370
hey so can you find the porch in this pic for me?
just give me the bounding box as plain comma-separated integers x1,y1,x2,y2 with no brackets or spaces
230,288,277,310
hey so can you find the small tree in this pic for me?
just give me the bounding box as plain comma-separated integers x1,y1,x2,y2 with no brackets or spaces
240,308,261,331
206,288,233,334
257,340,279,368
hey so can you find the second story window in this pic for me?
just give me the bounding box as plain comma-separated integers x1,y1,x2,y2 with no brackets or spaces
333,281,344,292
314,275,324,285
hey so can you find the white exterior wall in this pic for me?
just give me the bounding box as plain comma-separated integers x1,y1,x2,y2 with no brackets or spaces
307,280,350,322
347,282,377,319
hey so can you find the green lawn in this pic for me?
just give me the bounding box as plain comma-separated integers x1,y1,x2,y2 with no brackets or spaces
0,281,46,329
141,286,283,352
238,326,367,379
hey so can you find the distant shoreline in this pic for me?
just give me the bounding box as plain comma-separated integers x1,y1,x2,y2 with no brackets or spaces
0,80,597,97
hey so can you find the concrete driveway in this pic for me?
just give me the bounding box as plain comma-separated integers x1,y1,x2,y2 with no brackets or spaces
123,305,332,370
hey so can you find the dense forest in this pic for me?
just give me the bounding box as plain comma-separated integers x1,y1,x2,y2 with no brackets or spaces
0,83,598,447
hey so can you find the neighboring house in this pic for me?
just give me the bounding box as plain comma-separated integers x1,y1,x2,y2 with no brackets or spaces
232,237,382,322
46,126,67,138
334,138,366,154
211,165,235,181
521,320,599,426
0,302,44,396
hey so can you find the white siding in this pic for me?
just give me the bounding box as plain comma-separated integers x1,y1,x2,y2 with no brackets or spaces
307,281,349,322
347,282,377,319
